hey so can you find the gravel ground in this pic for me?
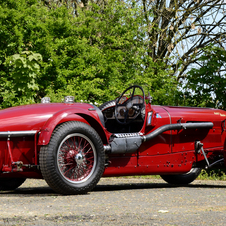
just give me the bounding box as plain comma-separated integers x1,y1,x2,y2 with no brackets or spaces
0,178,226,226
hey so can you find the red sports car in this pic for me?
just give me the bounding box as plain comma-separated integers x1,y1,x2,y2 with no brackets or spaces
0,85,225,194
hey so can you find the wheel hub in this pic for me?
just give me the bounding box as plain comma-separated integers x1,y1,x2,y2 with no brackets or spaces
75,152,85,165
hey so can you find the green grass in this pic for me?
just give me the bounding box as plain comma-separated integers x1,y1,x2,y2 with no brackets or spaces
197,169,226,181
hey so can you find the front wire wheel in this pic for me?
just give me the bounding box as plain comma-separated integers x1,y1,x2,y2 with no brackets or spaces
40,121,105,195
57,133,97,184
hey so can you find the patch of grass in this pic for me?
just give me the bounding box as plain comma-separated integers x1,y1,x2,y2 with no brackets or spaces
198,169,226,181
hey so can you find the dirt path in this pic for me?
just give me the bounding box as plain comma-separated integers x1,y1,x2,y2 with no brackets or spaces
0,178,226,225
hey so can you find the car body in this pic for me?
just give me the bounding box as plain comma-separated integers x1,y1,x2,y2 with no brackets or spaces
0,85,225,194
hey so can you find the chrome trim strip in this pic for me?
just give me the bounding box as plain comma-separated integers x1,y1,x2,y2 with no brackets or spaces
0,131,38,137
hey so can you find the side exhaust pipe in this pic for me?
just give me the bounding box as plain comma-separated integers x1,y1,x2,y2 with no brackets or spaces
143,122,214,142
106,122,213,154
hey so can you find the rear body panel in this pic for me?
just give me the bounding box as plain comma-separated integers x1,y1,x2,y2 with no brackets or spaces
103,105,226,177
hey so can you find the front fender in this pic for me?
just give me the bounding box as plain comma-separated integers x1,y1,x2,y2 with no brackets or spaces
38,107,106,145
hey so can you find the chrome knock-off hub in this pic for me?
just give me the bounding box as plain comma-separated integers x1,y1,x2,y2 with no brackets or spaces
75,152,85,165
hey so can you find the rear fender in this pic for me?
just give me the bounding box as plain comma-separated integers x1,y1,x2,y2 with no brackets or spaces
38,108,107,145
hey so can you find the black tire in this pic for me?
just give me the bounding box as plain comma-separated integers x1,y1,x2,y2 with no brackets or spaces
0,178,26,191
39,121,105,195
160,168,202,185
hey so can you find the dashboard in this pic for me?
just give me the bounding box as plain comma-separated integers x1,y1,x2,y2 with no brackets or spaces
103,96,144,120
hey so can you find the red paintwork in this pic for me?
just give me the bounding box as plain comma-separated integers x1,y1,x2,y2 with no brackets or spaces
0,102,103,133
0,97,226,179
103,105,226,177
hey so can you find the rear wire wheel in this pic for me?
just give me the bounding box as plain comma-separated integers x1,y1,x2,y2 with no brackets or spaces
160,168,202,185
39,121,105,195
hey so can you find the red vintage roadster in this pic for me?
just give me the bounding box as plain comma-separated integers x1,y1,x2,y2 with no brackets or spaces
0,85,225,194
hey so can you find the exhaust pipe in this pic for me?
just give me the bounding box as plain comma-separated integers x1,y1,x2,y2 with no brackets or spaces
107,122,213,154
143,122,213,142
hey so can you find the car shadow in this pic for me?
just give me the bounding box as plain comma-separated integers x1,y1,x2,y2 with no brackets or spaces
93,181,226,192
0,180,226,196
0,186,55,196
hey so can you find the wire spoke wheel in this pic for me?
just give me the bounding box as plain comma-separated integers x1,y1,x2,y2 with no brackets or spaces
40,121,105,195
57,133,96,184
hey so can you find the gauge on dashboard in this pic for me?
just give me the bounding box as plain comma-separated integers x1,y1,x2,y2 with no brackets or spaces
128,108,135,117
119,108,126,116
104,109,113,118
118,96,128,104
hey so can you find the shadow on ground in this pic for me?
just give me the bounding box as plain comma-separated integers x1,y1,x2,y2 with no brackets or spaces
1,180,226,196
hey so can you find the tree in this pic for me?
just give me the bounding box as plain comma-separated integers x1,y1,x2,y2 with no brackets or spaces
0,0,71,106
3,51,42,107
51,0,226,80
0,0,177,108
42,1,177,105
182,45,226,109
138,0,226,79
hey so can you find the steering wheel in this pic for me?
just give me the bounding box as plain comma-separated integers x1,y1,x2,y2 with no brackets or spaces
115,85,145,125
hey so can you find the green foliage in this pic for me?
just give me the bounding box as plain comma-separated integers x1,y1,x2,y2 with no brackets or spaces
2,51,42,107
0,0,177,108
198,169,226,181
180,45,226,109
